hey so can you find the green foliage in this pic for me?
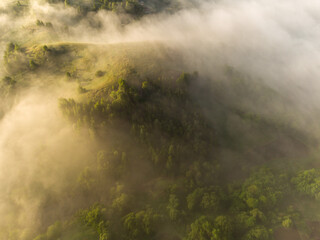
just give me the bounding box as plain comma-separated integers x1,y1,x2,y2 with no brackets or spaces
212,216,233,240
95,70,105,77
186,187,220,212
45,22,53,28
186,216,213,240
187,188,204,210
201,191,219,211
292,168,320,200
244,226,270,240
3,42,21,65
32,221,62,240
66,72,72,78
167,194,180,221
54,70,308,239
239,168,284,211
123,209,161,240
112,193,130,213
281,217,293,228
2,76,16,87
77,204,109,240
36,19,53,27
7,42,15,53
60,0,148,16
36,19,45,26
78,85,87,94
46,221,62,240
29,59,38,70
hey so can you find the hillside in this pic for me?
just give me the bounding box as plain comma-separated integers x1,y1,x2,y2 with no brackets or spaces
0,40,319,240
1,1,320,240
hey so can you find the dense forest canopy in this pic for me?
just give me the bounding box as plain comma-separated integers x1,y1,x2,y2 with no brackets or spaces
1,0,320,240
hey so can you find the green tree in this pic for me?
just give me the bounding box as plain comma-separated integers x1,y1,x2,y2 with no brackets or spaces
292,169,320,200
77,204,109,240
186,216,213,240
167,194,179,221
187,188,204,210
123,209,160,240
212,216,233,240
245,226,269,240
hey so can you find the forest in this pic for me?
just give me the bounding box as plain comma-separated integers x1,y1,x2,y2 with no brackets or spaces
1,0,320,240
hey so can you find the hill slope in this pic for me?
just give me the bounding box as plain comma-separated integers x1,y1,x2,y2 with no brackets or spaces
1,40,320,240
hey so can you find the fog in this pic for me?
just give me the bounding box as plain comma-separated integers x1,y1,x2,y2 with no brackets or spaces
7,0,319,103
0,84,98,237
1,0,320,239
3,0,320,93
